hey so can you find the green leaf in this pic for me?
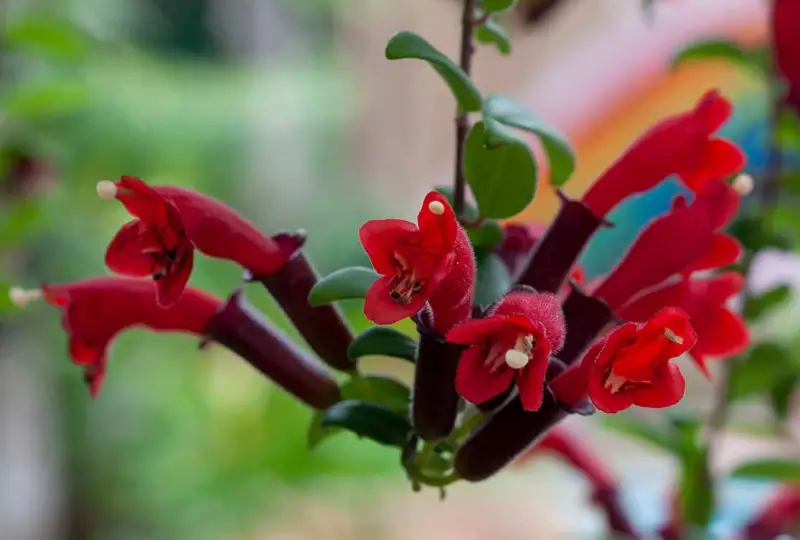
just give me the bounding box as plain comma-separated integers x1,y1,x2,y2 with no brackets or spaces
672,40,767,74
680,445,714,527
463,121,537,219
467,219,504,251
434,185,480,223
6,15,91,62
482,93,575,186
348,327,417,364
307,410,341,449
475,20,511,55
308,267,380,306
385,31,482,112
770,374,798,420
474,253,511,306
483,0,517,13
320,400,411,448
730,212,794,252
603,416,677,453
728,343,795,402
340,375,411,414
732,459,800,482
2,80,87,119
743,285,793,320
0,200,44,246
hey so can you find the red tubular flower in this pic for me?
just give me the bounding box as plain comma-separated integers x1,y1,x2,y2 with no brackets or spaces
774,0,800,113
616,272,749,375
581,90,745,218
446,292,565,411
359,191,475,333
10,277,221,397
99,176,300,307
581,308,698,414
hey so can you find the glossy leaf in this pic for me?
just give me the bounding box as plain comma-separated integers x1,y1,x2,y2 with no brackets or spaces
348,327,417,364
307,411,341,449
467,219,504,251
603,416,677,453
308,267,380,306
6,15,91,61
475,20,511,55
728,343,795,402
482,93,575,186
672,40,767,74
385,31,482,112
474,253,511,306
320,400,411,448
483,0,517,13
340,375,411,414
463,121,537,219
743,285,792,320
732,459,800,482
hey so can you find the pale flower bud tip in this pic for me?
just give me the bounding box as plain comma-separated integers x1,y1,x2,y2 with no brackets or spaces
428,200,446,215
732,173,753,196
9,286,42,308
96,180,118,200
504,349,529,369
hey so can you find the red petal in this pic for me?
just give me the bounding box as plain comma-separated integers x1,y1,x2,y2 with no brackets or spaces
363,275,427,325
446,315,514,345
695,89,732,134
595,323,638,368
417,191,457,253
693,178,740,230
693,306,749,360
516,346,550,411
617,280,688,322
683,234,742,275
632,364,686,409
693,271,745,304
494,292,566,351
116,176,170,223
587,364,635,413
84,356,109,398
359,219,418,275
69,336,105,366
155,248,194,308
455,346,515,404
105,220,162,276
679,139,746,192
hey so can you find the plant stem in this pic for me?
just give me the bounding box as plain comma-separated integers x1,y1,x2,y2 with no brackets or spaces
453,0,477,218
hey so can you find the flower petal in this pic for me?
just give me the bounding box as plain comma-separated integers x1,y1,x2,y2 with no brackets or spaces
693,306,749,359
105,220,162,276
155,248,194,308
683,233,742,275
632,364,686,409
455,346,514,404
116,176,170,222
446,315,515,346
516,346,550,411
363,275,427,325
587,364,635,413
359,219,418,275
417,191,457,254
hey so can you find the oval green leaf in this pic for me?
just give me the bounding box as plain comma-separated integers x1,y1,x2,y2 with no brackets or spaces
308,266,380,306
482,93,575,186
474,253,511,306
728,343,795,402
341,375,411,414
483,0,517,13
348,327,418,364
475,20,511,55
320,400,411,448
672,40,768,75
467,219,504,252
463,121,537,219
732,459,800,482
385,31,482,112
743,285,793,321
6,15,91,62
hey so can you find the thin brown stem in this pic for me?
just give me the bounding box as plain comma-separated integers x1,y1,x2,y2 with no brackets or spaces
453,0,477,218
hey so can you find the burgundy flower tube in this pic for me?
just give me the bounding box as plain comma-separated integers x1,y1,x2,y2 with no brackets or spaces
774,0,800,114
97,176,354,372
557,284,615,366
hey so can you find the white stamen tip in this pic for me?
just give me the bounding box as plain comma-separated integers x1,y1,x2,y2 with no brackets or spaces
96,180,118,200
428,200,445,215
504,349,529,369
664,328,684,345
9,287,42,308
732,173,754,196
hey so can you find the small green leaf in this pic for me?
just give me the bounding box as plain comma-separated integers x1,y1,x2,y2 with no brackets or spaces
732,459,800,482
770,374,798,420
6,15,91,62
434,185,480,223
2,80,87,119
672,40,767,74
743,286,793,320
483,0,517,13
474,253,511,306
603,416,677,453
320,400,411,448
341,375,411,414
482,93,575,186
475,20,511,55
348,327,417,364
463,121,537,219
307,410,341,449
308,267,380,306
385,31,482,112
728,343,795,402
467,219,504,251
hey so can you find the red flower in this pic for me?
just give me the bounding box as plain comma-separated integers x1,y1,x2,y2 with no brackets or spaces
582,308,698,414
582,90,745,218
775,0,800,113
446,292,565,411
11,277,222,397
360,191,475,332
100,176,299,307
617,272,749,375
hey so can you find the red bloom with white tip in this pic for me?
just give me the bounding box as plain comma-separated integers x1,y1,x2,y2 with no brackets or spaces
359,191,475,333
102,176,299,307
25,277,222,397
582,90,745,218
617,272,749,375
582,308,698,414
447,292,565,411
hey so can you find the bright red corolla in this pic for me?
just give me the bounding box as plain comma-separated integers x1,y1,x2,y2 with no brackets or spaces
582,308,698,414
100,176,299,307
617,272,749,375
359,191,474,332
12,277,222,397
774,0,800,113
447,292,565,411
582,90,744,218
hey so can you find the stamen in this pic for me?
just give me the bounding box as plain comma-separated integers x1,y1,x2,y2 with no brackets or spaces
9,286,42,308
96,180,118,200
605,372,627,393
664,328,684,345
504,349,529,369
428,200,445,215
732,173,753,196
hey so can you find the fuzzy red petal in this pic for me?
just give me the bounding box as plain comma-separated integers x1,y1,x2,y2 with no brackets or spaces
358,219,419,275
587,362,636,413
631,364,686,409
363,275,428,325
427,227,475,333
516,343,550,411
417,191,457,253
446,315,516,346
455,346,515,405
494,292,566,351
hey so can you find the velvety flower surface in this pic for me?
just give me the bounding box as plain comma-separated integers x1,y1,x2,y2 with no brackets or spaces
360,191,474,331
447,292,565,411
582,308,698,413
775,0,800,113
34,277,221,397
617,272,748,375
581,90,744,218
102,176,298,307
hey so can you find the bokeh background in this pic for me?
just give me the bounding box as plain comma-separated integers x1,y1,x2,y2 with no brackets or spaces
0,0,798,538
